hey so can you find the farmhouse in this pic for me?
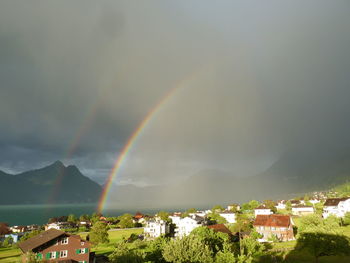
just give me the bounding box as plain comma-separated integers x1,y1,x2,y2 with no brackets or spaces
253,214,294,242
18,229,93,263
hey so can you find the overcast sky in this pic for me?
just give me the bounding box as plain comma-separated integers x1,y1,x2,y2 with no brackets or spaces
1,1,350,186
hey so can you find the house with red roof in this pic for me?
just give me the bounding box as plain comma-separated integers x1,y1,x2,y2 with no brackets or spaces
253,214,294,242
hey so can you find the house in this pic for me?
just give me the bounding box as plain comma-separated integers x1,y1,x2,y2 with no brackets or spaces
174,215,206,237
323,197,350,218
218,211,236,223
253,214,294,242
18,229,93,263
10,226,28,233
275,200,286,210
45,222,75,231
254,205,273,217
144,219,169,239
291,206,314,216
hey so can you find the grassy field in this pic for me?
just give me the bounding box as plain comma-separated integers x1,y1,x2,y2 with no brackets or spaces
80,228,144,256
0,247,21,263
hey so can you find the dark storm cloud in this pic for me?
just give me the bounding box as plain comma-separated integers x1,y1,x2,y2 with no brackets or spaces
0,1,350,188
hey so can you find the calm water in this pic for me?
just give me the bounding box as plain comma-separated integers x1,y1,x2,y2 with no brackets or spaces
0,204,161,226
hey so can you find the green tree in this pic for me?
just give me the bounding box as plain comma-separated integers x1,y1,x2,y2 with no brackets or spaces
214,242,236,263
118,213,134,228
343,212,350,226
241,200,260,212
239,231,264,261
263,200,277,213
285,201,292,212
314,202,324,215
90,221,109,245
145,236,169,263
187,208,197,213
190,226,229,255
229,213,252,233
208,213,227,224
212,205,225,212
162,235,213,263
67,214,77,223
157,211,170,222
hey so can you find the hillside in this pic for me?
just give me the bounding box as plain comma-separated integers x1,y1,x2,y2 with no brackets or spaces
0,161,102,205
109,147,350,208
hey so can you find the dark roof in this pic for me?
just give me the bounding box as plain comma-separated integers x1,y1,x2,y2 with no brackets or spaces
18,229,64,253
208,224,232,236
255,205,270,210
324,197,349,207
292,205,313,208
253,214,291,228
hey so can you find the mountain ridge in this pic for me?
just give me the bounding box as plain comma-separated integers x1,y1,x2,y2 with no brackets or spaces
0,161,102,205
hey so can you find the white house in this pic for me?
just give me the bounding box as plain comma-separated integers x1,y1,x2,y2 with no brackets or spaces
276,201,286,210
45,223,62,230
144,219,169,238
323,197,350,218
291,206,315,216
174,215,205,237
254,205,273,217
218,212,236,223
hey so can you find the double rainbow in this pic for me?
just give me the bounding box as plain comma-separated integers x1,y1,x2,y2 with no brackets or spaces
97,72,199,213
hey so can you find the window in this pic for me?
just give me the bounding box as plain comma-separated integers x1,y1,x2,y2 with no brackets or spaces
81,248,86,254
50,252,56,259
59,250,68,258
81,241,85,246
259,226,264,230
61,237,68,245
271,227,276,230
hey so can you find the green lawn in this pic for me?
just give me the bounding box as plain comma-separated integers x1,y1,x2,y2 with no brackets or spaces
0,247,21,263
81,228,144,256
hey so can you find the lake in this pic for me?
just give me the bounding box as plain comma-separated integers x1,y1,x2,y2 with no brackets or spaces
0,204,161,226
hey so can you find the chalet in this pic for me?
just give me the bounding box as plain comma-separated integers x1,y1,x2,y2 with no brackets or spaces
323,197,350,218
253,214,294,242
18,229,93,263
291,205,314,216
144,219,169,239
254,205,273,217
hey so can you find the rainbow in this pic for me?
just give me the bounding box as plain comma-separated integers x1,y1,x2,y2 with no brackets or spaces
97,72,199,213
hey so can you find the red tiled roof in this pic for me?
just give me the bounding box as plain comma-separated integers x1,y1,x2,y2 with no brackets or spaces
253,214,291,228
208,224,232,236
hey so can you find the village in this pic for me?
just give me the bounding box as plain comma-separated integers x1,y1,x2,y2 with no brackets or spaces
2,190,350,262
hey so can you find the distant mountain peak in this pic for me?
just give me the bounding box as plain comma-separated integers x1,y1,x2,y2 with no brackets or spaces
52,160,65,167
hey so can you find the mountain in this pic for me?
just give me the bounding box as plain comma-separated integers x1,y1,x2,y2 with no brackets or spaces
109,147,350,208
0,161,102,205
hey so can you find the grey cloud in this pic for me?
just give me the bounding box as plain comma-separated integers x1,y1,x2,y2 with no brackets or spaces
0,1,350,195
